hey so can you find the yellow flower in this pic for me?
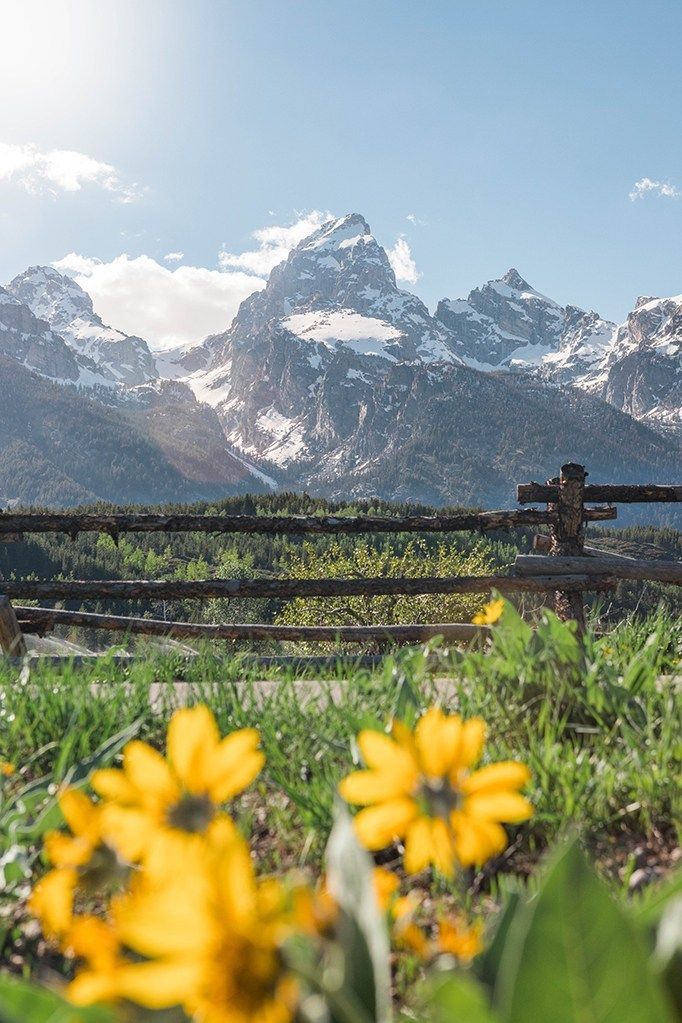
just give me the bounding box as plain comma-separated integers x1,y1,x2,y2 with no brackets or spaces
339,708,533,876
0,761,14,777
70,826,299,1023
91,706,264,863
472,597,505,625
29,789,127,938
65,915,137,1007
436,916,484,961
372,867,428,956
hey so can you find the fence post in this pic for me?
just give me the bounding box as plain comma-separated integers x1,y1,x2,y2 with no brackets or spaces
547,463,587,630
0,595,28,657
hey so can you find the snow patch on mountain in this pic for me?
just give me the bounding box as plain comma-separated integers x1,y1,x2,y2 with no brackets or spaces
282,309,402,360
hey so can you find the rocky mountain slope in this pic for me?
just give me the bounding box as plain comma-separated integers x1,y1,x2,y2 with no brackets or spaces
167,215,678,508
0,355,268,507
435,268,680,435
7,266,158,388
2,214,679,510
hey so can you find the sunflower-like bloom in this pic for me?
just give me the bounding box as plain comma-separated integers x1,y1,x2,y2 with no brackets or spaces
91,706,264,864
436,916,484,961
69,823,300,1023
472,597,505,625
339,708,533,876
29,789,127,937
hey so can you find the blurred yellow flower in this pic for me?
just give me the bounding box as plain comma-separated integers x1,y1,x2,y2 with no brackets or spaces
373,867,428,956
339,708,533,875
29,789,126,937
91,705,264,863
70,825,299,1023
0,761,14,777
472,597,505,625
436,916,484,961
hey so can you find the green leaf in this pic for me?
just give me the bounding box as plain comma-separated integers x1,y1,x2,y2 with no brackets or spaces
0,975,114,1023
422,972,500,1023
325,801,392,1023
496,840,675,1023
634,868,682,929
475,890,522,993
65,717,143,786
653,897,682,1017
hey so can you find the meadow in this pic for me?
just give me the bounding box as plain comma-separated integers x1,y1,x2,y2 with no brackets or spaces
0,602,679,1022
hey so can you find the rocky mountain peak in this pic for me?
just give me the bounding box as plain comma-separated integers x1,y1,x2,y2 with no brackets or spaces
501,268,532,291
8,265,96,332
6,264,157,388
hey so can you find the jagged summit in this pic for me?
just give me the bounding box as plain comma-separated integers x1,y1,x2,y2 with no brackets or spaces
501,268,533,291
7,264,157,388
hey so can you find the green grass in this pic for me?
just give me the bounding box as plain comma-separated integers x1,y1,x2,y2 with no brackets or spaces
0,606,680,984
1,608,679,877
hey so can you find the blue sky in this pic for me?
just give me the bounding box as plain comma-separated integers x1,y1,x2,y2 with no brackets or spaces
1,0,681,347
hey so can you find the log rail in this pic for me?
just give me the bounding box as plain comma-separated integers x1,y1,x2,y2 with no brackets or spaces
0,467,679,655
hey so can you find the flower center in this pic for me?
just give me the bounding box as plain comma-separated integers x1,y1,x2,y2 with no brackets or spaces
419,778,461,820
166,794,216,833
78,843,129,895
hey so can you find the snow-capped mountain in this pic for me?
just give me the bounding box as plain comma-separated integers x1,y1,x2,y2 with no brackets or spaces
0,284,106,385
177,214,464,467
434,269,567,369
436,270,680,436
599,295,682,434
2,213,679,508
7,266,157,387
160,215,678,506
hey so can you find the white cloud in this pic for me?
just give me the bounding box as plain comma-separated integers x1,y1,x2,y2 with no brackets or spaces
53,253,264,350
163,251,184,263
0,141,144,202
386,236,421,284
629,177,681,201
218,210,334,275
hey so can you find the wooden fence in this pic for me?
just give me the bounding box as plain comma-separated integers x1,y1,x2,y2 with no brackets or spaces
0,462,680,657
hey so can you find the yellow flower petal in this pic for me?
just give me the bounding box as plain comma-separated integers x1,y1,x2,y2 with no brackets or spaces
117,887,217,957
353,797,417,850
44,831,90,869
167,705,220,792
357,729,417,778
452,814,507,866
472,597,505,625
122,741,178,804
415,708,462,778
204,729,264,802
430,818,457,877
101,805,159,862
457,718,486,770
465,791,534,823
339,768,414,805
29,867,76,936
372,867,399,910
403,817,434,874
115,959,204,1009
59,788,97,836
91,767,139,804
462,761,530,796
67,971,120,1007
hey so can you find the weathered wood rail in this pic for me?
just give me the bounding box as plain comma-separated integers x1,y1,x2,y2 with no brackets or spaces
0,463,679,655
1,572,617,601
13,606,488,645
0,506,615,538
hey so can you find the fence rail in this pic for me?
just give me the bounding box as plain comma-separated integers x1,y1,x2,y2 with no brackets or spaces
0,573,617,602
0,463,679,656
0,506,616,538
